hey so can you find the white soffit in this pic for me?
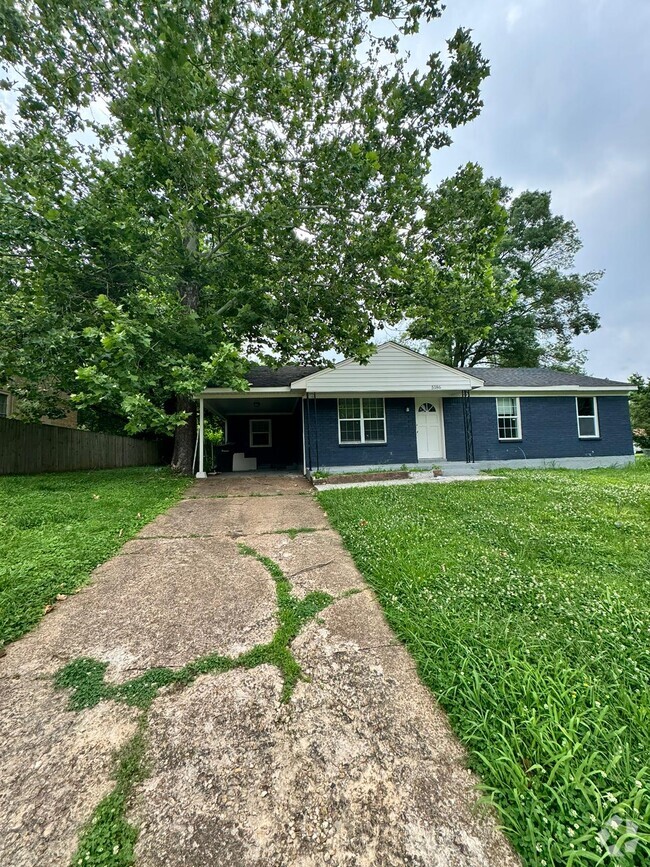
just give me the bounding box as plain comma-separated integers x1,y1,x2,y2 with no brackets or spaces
291,342,484,393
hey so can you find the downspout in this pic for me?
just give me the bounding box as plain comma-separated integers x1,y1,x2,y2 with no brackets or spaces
196,396,207,478
305,396,313,473
313,393,320,472
301,397,307,477
462,391,475,463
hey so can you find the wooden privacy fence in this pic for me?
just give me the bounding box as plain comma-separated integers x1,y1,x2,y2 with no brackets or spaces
0,418,164,475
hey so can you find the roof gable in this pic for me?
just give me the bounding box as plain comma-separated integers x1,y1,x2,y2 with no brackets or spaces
291,342,483,392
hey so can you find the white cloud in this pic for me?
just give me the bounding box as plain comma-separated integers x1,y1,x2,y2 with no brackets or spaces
551,155,648,217
506,5,523,31
577,323,650,380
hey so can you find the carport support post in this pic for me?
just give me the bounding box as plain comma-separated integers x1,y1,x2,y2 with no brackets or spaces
196,397,207,479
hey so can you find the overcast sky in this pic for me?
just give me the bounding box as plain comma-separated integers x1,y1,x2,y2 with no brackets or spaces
410,0,650,380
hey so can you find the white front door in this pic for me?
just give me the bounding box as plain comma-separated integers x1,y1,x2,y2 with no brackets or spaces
416,399,443,459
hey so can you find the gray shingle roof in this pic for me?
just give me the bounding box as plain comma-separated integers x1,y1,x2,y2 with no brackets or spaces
239,363,631,389
460,367,631,388
245,364,322,387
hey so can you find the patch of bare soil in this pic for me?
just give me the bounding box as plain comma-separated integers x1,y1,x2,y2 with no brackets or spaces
313,471,411,485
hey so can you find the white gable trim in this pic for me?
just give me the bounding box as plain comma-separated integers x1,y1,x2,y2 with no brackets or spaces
291,342,484,392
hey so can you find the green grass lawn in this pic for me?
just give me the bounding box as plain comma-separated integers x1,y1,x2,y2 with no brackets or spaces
320,461,650,866
0,467,190,650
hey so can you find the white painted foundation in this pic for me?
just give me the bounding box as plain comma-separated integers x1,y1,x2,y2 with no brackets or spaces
312,455,636,477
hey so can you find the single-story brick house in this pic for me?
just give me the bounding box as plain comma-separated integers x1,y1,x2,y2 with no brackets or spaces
195,342,635,476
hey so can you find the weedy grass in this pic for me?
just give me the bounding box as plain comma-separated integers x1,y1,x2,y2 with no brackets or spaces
0,467,190,649
70,722,148,867
272,527,319,539
320,461,650,866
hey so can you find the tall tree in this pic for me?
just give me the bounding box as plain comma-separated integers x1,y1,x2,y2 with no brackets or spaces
406,164,601,368
0,0,488,472
629,374,650,449
406,163,513,368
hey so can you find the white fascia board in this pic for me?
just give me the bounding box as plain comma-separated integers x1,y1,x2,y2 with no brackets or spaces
301,389,469,398
298,384,479,394
473,386,635,396
197,386,294,399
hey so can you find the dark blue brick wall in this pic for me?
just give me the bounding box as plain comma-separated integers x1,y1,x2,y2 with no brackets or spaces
442,398,468,461
443,395,634,461
305,397,418,469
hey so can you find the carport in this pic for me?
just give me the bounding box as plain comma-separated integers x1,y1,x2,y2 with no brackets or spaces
196,390,304,475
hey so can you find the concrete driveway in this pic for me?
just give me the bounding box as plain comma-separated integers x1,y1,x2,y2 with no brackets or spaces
0,473,519,867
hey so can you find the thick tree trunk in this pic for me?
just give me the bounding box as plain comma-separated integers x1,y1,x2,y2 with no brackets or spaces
171,222,201,475
171,396,197,475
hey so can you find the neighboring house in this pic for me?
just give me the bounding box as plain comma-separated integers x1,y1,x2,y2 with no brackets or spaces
0,388,78,428
195,342,635,477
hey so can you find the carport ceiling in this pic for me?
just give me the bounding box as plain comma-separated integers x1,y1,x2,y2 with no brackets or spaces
205,396,300,416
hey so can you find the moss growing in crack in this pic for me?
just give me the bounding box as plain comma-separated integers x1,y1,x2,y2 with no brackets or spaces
54,546,334,711
340,588,362,599
237,544,334,700
70,721,147,867
54,656,236,711
54,658,113,711
272,527,319,539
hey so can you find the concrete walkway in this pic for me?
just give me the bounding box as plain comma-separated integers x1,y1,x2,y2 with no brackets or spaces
0,474,519,867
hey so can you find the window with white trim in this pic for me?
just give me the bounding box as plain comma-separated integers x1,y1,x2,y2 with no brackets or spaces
338,398,386,444
0,393,7,418
576,396,599,438
496,397,521,441
249,418,272,447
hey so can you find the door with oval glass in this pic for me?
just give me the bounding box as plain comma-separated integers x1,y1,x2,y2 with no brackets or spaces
416,399,443,459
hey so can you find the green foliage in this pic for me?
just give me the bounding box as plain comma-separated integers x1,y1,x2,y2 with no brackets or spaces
0,467,190,649
320,466,650,865
203,418,223,446
54,658,115,712
77,405,137,436
406,166,601,368
407,163,513,366
54,655,236,711
237,544,334,699
629,375,650,449
75,298,249,435
0,0,489,466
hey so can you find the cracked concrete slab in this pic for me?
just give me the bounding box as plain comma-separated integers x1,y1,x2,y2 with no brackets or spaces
241,529,365,598
0,678,138,867
137,495,328,539
0,474,520,867
188,473,312,498
1,537,276,682
131,632,517,867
